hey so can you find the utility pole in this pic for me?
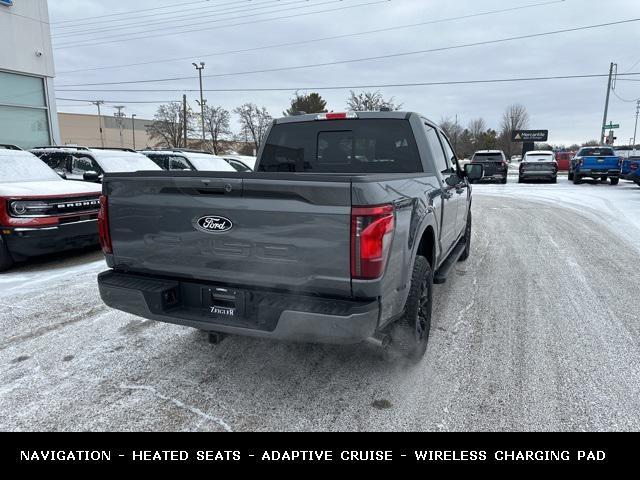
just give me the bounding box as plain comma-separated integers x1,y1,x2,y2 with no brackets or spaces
91,100,105,148
131,114,137,150
600,62,616,144
114,106,126,148
633,99,639,148
183,95,188,148
193,62,206,146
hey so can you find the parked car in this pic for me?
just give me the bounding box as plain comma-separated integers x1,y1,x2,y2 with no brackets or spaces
621,155,640,179
97,111,483,360
0,145,102,271
568,146,621,185
518,150,558,183
31,146,162,182
625,160,640,186
470,150,508,184
140,149,237,173
555,151,574,171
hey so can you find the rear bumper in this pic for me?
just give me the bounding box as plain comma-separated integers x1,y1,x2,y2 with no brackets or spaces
576,168,620,177
520,170,556,179
98,270,380,345
3,219,99,261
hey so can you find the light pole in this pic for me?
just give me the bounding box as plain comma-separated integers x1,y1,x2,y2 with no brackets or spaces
114,106,126,148
193,62,206,146
633,99,639,148
131,114,137,150
91,100,105,148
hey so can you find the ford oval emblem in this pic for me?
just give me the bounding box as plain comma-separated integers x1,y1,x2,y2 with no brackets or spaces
195,215,234,234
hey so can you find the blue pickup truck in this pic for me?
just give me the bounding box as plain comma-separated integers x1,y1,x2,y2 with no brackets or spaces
568,146,621,185
621,156,639,179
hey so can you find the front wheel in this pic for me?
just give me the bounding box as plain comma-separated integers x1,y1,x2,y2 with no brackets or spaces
610,177,619,185
387,256,432,362
501,176,508,184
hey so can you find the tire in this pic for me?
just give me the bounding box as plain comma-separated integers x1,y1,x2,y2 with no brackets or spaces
458,211,472,262
0,236,14,272
501,177,508,184
552,176,558,184
568,170,574,181
610,177,619,185
601,176,608,182
518,176,523,184
387,256,432,362
573,174,582,185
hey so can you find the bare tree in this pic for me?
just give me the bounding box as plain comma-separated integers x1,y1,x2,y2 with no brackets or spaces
346,90,403,111
468,118,487,144
146,102,192,148
233,103,272,152
499,103,529,158
204,105,232,154
439,117,463,153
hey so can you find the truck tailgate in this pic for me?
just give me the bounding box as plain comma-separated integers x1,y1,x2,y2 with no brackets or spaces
105,175,353,297
582,155,619,169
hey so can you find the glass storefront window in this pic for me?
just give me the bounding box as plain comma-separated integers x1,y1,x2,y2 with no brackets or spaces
0,71,51,149
0,105,50,149
0,71,47,108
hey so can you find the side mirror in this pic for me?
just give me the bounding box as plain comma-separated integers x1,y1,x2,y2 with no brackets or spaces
83,171,100,182
464,163,484,181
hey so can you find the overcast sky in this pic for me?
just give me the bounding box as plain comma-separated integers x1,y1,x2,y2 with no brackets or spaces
48,0,640,146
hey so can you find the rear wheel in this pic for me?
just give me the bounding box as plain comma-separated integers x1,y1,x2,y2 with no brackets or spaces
387,256,432,362
568,170,574,181
0,236,14,272
458,211,472,262
601,176,608,182
573,173,582,185
518,176,524,183
501,177,508,184
610,177,619,185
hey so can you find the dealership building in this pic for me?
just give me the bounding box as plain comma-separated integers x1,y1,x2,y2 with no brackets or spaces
0,0,59,149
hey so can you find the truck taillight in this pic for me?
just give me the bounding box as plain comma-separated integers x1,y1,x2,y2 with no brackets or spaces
98,195,112,254
316,112,358,120
351,205,395,280
631,163,638,171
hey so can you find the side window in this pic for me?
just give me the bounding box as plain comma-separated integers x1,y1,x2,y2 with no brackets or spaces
439,132,458,171
71,155,96,174
148,154,167,169
168,156,192,171
423,124,448,173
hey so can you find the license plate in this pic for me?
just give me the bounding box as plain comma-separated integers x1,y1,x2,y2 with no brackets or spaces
206,287,244,318
210,306,236,317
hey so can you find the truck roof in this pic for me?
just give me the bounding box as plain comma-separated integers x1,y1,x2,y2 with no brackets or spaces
273,111,431,125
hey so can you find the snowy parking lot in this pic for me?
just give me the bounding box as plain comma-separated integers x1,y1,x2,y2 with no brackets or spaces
1,177,639,432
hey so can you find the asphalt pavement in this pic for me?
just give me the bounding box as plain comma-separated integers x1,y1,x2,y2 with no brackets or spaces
1,178,639,431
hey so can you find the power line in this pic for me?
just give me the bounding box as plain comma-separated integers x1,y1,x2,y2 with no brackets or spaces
52,0,301,39
50,0,213,25
52,0,246,30
57,18,640,87
54,72,640,104
56,0,565,75
53,0,390,49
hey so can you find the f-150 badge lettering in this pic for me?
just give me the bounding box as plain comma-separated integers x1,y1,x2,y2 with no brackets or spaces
195,216,233,234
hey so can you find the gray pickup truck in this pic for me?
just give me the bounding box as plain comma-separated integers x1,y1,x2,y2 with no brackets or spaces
97,111,482,360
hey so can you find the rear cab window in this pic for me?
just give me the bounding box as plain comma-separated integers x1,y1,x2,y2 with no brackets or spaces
578,147,615,157
473,152,504,162
260,119,423,173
